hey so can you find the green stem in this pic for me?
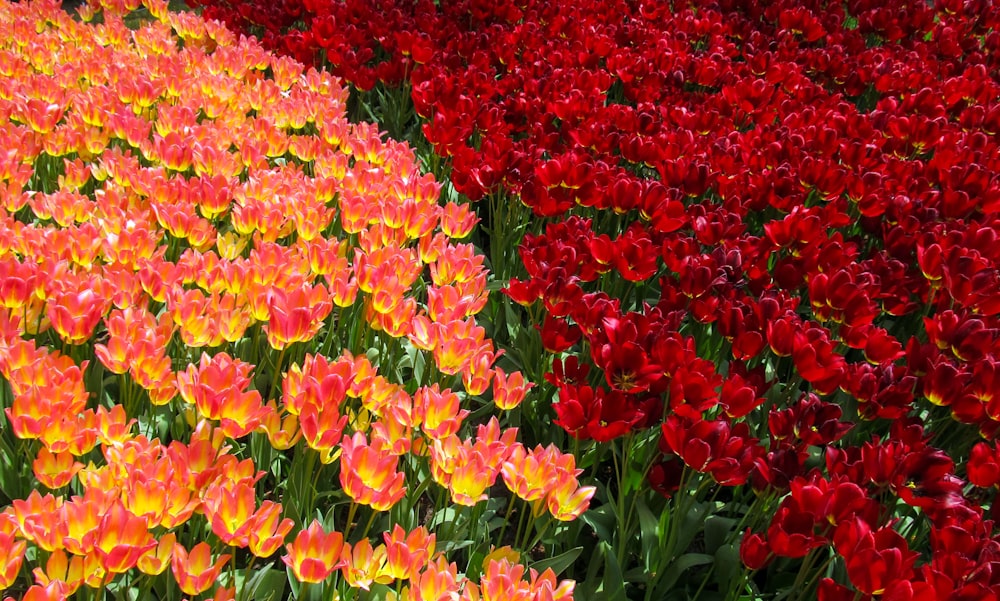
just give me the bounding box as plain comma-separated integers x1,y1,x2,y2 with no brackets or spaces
358,508,378,542
613,434,634,567
800,554,836,599
345,502,359,541
495,494,517,547
269,346,287,402
523,514,553,553
513,498,531,553
790,547,826,601
239,556,258,601
468,501,485,547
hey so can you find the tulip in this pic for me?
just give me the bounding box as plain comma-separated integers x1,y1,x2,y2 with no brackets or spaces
282,520,346,583
172,542,231,596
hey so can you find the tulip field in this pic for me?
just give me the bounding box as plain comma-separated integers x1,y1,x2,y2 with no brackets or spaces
0,0,998,599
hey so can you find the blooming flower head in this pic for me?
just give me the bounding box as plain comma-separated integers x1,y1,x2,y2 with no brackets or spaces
339,431,406,511
171,542,231,596
282,520,346,583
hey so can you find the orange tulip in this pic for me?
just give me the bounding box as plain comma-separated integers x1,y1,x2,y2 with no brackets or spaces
137,532,175,576
339,432,407,511
431,318,485,376
93,502,156,573
409,557,460,601
32,550,86,595
123,475,170,525
369,273,408,315
282,520,346,583
36,414,91,456
448,450,494,507
429,243,486,287
492,367,534,411
61,490,113,556
203,480,256,547
299,404,349,464
0,258,38,311
500,444,557,503
94,404,136,447
383,525,435,581
18,581,70,601
545,479,596,522
155,481,200,530
289,194,334,240
401,197,440,240
339,191,375,235
477,560,532,601
344,538,393,590
414,385,469,441
32,447,84,490
264,284,332,350
281,353,351,417
20,96,65,135
176,352,264,438
370,409,413,456
461,348,495,397
207,586,238,601
368,296,416,338
439,202,478,239
47,288,109,345
247,501,294,558
407,314,437,352
168,287,221,347
259,401,301,450
0,530,26,589
426,284,486,323
171,542,230,596
6,348,88,441
129,340,176,406
10,490,64,552
328,267,359,307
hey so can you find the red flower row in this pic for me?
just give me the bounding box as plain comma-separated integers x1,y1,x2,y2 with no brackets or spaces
186,0,1000,596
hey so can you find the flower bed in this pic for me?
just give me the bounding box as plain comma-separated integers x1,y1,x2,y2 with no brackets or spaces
0,0,588,599
4,0,1000,599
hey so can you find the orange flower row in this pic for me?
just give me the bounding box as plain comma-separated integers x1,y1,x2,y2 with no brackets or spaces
282,522,573,601
0,0,583,599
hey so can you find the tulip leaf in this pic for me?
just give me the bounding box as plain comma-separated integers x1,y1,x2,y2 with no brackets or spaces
504,298,521,341
713,542,742,591
579,502,615,541
236,564,286,601
657,552,714,594
466,548,487,581
672,500,710,556
635,496,659,571
285,568,299,600
407,343,426,392
530,546,583,576
598,541,627,601
704,515,738,553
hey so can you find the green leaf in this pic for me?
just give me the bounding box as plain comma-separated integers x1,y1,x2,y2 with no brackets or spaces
530,546,583,577
713,542,742,592
580,503,616,541
657,553,714,594
238,564,286,601
672,500,710,555
598,541,627,601
504,298,522,341
467,548,487,581
704,515,738,553
635,496,659,572
285,567,299,600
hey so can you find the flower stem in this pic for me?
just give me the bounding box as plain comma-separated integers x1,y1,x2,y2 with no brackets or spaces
269,346,287,402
